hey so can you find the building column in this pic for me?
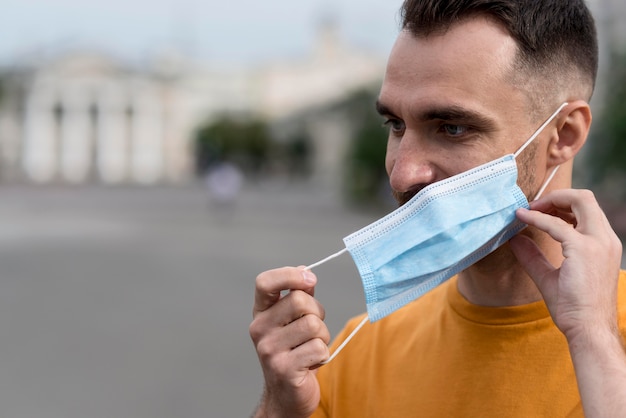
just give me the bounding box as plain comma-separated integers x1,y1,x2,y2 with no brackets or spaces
97,81,128,183
23,85,57,183
59,84,91,183
130,82,164,184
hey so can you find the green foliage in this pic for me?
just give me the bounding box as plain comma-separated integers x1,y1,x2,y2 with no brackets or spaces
588,52,626,195
341,89,389,205
194,115,314,180
194,116,273,175
284,132,313,179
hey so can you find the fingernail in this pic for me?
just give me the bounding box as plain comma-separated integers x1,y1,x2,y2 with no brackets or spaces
302,270,316,285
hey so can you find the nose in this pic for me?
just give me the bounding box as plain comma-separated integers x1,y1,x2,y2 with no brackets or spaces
387,137,437,194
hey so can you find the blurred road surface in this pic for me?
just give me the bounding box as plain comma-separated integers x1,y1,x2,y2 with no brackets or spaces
0,182,381,418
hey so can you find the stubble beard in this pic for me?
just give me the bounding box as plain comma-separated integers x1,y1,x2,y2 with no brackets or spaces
474,142,540,273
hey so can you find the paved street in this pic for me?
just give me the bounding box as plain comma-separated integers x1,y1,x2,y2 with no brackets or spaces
0,182,383,418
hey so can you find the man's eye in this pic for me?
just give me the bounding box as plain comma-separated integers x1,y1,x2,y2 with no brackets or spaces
383,119,405,134
440,124,468,137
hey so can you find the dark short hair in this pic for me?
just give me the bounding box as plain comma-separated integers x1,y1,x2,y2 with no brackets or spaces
400,0,598,103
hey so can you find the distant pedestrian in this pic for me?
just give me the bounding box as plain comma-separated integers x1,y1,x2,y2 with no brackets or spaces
205,161,244,208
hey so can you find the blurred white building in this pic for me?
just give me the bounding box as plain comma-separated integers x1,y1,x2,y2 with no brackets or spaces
2,2,624,187
0,22,385,185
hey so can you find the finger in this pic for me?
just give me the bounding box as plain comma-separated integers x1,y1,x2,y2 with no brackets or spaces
260,336,330,380
261,290,326,329
516,207,578,244
252,314,330,372
287,336,331,370
530,189,604,235
250,290,326,349
509,234,557,291
279,313,331,350
254,267,317,316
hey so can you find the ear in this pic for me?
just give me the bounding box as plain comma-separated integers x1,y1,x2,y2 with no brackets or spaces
547,100,592,166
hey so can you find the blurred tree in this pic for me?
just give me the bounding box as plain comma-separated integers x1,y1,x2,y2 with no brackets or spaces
285,132,313,179
194,114,316,182
340,88,389,206
0,74,4,105
194,116,273,176
588,52,626,200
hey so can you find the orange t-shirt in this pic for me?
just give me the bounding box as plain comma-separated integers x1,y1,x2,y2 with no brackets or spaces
313,271,626,418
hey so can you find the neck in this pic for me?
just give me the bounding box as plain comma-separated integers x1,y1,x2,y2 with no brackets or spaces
457,228,563,307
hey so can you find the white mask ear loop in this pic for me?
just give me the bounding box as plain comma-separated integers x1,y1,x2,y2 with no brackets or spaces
305,248,347,270
319,315,368,365
533,165,559,201
513,102,567,202
514,102,568,159
304,248,368,365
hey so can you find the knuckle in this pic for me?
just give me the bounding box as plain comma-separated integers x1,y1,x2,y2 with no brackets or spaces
298,315,319,335
311,338,330,357
266,352,290,378
298,314,324,335
316,300,326,321
286,291,326,322
288,290,311,310
249,319,263,343
288,289,306,302
320,324,331,345
255,337,276,362
579,189,596,203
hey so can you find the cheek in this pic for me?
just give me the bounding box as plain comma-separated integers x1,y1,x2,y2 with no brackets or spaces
385,140,396,176
516,148,539,199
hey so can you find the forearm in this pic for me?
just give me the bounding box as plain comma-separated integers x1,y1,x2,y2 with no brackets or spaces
568,328,626,418
252,400,314,418
252,396,270,418
251,386,317,418
251,395,280,418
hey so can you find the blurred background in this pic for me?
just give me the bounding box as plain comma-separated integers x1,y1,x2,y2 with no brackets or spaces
0,0,624,417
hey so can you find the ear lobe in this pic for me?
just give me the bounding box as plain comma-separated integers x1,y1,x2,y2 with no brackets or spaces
547,100,592,166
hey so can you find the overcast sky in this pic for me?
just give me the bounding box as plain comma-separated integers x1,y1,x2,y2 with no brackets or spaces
0,0,403,65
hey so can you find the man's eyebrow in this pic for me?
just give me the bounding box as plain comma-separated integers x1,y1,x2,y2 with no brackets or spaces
375,100,394,116
421,106,496,129
375,101,497,130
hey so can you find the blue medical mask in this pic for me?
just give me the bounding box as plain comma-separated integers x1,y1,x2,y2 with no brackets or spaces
307,103,567,363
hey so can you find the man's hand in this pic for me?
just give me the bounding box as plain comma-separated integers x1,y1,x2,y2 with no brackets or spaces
249,267,330,418
511,189,626,418
510,189,622,340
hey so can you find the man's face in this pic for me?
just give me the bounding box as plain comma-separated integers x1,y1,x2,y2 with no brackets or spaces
378,17,548,206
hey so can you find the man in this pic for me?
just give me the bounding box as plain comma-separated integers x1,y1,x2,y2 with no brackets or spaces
249,1,626,416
